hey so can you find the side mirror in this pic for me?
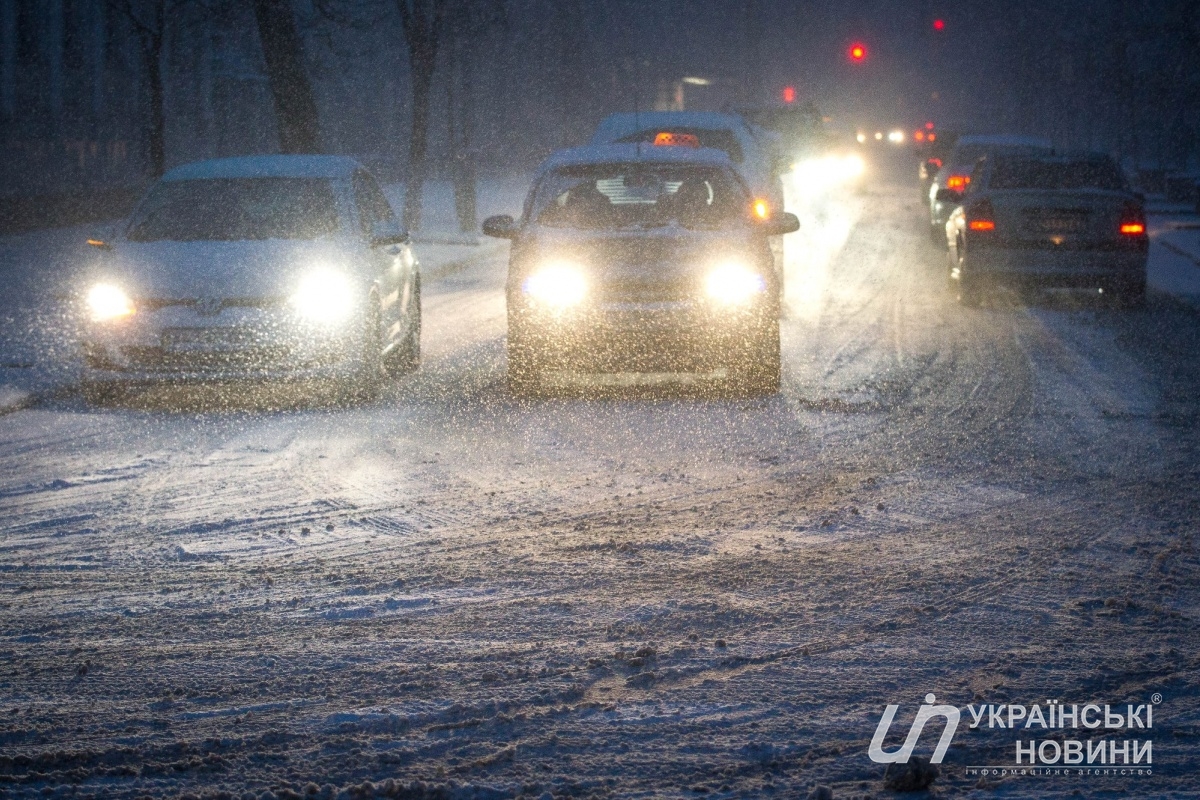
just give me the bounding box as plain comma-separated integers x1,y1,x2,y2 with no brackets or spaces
935,188,962,204
762,212,800,236
482,214,519,239
370,220,409,248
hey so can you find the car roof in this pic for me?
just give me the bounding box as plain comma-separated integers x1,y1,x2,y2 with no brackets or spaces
536,144,736,174
590,112,753,144
161,155,365,182
954,134,1053,149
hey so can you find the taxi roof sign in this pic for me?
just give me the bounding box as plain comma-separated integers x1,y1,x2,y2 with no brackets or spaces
654,132,701,148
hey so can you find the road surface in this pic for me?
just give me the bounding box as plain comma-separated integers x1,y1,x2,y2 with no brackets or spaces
1,174,1197,799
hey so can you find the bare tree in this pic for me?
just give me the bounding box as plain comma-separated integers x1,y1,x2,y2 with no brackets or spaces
253,0,320,154
445,1,504,233
395,0,446,231
109,0,168,177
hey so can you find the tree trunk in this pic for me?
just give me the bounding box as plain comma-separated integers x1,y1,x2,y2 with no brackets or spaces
253,0,320,154
403,62,434,231
448,34,477,233
144,39,166,177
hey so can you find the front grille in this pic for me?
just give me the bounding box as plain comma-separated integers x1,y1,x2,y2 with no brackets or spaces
120,345,292,371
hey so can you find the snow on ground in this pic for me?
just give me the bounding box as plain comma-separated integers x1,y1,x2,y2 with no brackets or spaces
0,169,1198,798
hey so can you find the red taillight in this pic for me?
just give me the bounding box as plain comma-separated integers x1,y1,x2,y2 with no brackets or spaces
928,157,943,168
967,200,996,232
946,174,969,191
1119,202,1146,235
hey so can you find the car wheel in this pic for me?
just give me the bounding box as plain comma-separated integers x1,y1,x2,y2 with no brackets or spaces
506,324,542,396
952,245,982,307
82,379,119,406
345,302,384,403
384,279,421,377
930,222,945,246
1110,280,1146,309
731,318,781,395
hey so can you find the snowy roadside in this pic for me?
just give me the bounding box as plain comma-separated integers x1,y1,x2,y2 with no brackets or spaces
1147,196,1200,304
0,177,529,414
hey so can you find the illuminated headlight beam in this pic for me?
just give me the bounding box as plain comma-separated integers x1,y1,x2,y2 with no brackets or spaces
706,262,766,305
291,269,356,324
86,283,135,322
523,262,587,309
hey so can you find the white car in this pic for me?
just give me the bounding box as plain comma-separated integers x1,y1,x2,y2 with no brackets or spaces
78,155,421,399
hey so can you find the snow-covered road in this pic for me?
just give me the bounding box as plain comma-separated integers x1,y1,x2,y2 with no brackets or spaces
1,181,1198,799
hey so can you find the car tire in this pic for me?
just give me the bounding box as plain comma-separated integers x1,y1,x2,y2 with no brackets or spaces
930,222,945,247
81,379,119,406
384,279,421,377
1111,280,1146,309
345,302,384,403
952,245,982,307
731,318,781,395
506,324,542,396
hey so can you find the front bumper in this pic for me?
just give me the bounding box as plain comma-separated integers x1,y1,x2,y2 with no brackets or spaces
509,298,775,371
80,305,363,383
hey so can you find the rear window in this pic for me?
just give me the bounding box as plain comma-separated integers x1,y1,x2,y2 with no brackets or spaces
127,177,340,242
612,129,744,163
532,164,748,231
990,158,1128,191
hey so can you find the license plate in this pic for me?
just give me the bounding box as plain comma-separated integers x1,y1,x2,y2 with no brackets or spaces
1029,216,1087,234
162,327,253,351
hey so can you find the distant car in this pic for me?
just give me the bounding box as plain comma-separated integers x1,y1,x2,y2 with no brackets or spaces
928,134,1053,245
945,152,1148,305
589,111,786,214
481,140,799,394
78,155,421,399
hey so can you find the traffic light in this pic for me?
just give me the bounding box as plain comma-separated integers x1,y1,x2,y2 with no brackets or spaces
933,19,945,31
782,86,796,104
849,42,867,62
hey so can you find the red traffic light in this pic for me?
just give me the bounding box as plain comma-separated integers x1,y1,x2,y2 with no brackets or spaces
933,19,945,31
782,86,796,104
849,43,867,62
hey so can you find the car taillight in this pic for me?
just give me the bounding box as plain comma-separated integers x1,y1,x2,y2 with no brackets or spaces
946,174,969,191
967,199,996,232
928,157,943,169
1119,202,1146,235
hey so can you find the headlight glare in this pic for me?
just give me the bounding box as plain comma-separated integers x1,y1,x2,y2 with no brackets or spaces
86,283,135,322
706,262,766,305
523,262,587,308
291,269,355,323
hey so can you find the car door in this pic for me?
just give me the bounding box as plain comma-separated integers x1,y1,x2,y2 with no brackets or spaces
352,171,412,343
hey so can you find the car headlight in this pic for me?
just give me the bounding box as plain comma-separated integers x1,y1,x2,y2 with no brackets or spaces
86,283,135,322
522,262,587,309
705,262,766,305
291,269,355,324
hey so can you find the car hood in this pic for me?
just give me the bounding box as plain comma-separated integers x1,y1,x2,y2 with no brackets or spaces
93,237,357,299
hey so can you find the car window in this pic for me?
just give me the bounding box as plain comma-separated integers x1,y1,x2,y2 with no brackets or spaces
531,164,749,230
352,171,398,236
989,158,1128,191
126,177,339,242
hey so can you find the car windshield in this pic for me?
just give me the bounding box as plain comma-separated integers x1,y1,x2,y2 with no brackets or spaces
532,164,748,231
990,158,1128,191
126,177,340,242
